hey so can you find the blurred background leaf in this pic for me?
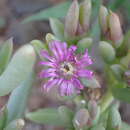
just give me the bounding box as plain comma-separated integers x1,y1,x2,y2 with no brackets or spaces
0,44,36,96
26,108,69,126
22,1,71,23
0,38,13,75
7,72,35,124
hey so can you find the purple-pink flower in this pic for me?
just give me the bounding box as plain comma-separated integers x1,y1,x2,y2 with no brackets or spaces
39,40,93,96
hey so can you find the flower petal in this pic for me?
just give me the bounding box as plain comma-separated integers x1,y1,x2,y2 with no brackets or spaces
72,78,84,89
43,79,59,92
78,70,93,79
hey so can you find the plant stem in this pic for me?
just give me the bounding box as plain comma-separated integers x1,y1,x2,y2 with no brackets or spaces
100,90,114,113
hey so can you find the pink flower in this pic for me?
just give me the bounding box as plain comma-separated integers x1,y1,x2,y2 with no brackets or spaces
39,40,93,96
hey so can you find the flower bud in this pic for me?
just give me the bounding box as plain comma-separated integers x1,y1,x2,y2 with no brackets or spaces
88,100,98,120
99,5,108,34
64,0,79,39
77,37,93,53
88,100,100,125
79,0,91,32
45,33,58,43
73,108,90,129
108,11,123,48
99,41,116,63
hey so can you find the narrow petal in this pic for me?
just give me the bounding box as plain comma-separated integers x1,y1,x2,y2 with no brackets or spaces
40,50,55,62
78,49,93,66
66,81,74,96
49,41,59,59
43,79,59,92
54,41,64,60
60,81,68,96
39,61,56,67
78,70,93,79
39,69,57,78
72,78,84,89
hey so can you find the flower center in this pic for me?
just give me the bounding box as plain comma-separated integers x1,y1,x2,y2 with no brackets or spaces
60,62,74,75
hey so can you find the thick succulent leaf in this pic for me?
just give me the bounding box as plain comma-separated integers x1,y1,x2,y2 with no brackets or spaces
30,40,47,59
91,124,105,130
58,106,74,127
26,108,67,126
122,122,130,130
80,77,100,88
0,38,13,75
112,87,130,103
49,18,64,41
7,72,35,124
4,119,24,130
22,1,71,23
0,106,8,130
0,44,36,96
106,103,121,130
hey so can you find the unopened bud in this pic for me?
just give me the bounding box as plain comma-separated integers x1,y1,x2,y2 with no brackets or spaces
77,37,93,53
79,0,91,32
73,108,90,128
88,100,100,125
99,41,116,63
99,5,108,34
108,11,123,47
45,33,58,43
64,0,79,39
88,100,98,120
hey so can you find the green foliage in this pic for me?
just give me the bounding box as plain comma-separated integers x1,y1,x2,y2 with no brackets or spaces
7,72,35,124
0,38,13,75
0,107,8,130
91,124,105,130
58,106,74,127
0,44,36,96
122,122,130,130
49,18,64,41
106,104,122,130
26,108,73,127
80,77,100,88
112,87,130,103
23,1,71,23
4,119,24,130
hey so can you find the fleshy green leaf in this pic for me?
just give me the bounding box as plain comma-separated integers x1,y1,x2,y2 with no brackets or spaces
26,108,67,126
80,77,100,88
91,124,105,130
106,104,122,130
0,44,36,96
58,106,74,127
22,1,71,23
0,38,13,75
122,122,130,130
49,18,64,41
4,119,24,130
112,87,130,103
0,106,8,130
7,72,35,124
30,40,47,59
